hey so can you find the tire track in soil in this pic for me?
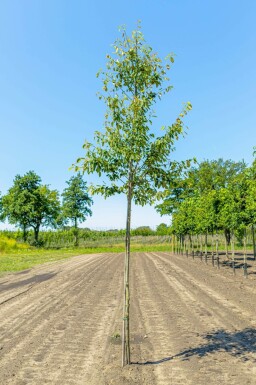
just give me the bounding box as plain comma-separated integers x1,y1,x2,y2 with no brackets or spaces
99,253,157,385
143,252,256,385
1,252,256,385
0,253,124,384
0,253,111,350
0,253,102,305
149,253,251,331
159,252,256,328
132,253,194,385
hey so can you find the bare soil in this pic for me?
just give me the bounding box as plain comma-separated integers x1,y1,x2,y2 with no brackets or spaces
0,252,256,384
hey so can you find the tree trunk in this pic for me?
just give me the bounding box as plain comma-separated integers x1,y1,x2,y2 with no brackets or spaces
205,231,208,263
34,225,40,245
231,233,235,275
252,225,256,261
225,235,228,259
22,224,27,242
74,218,79,247
205,232,208,248
216,236,220,268
189,234,192,249
211,233,214,266
122,182,132,366
224,228,231,246
243,229,248,278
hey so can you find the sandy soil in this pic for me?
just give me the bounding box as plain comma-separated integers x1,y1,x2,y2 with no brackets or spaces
0,251,256,384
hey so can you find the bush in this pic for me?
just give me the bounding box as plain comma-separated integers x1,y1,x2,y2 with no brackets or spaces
0,235,29,252
131,226,155,236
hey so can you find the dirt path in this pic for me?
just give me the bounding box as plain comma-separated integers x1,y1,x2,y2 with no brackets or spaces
0,252,256,384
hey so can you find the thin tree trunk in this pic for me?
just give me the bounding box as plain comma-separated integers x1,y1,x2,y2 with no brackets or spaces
211,233,214,266
205,231,208,263
122,181,132,366
34,226,40,244
225,235,228,259
200,234,203,261
189,234,192,249
252,225,256,261
225,228,231,246
22,224,27,242
216,235,220,269
74,218,78,247
243,229,248,278
231,233,235,275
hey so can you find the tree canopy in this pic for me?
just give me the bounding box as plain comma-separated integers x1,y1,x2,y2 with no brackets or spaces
75,24,192,366
61,173,93,246
0,171,60,243
75,25,192,205
161,157,256,243
156,158,246,216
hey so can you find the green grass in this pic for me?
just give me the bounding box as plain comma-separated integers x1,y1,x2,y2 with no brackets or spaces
0,242,171,275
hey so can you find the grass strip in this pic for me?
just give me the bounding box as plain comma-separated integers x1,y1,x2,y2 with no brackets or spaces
0,243,171,275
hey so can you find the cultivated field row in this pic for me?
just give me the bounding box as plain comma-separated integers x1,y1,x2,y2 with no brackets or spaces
0,252,256,384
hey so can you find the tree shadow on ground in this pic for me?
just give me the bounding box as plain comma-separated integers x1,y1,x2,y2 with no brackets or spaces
221,261,252,269
0,272,57,291
134,328,256,365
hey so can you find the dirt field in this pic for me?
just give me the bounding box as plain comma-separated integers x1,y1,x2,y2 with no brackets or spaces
0,252,256,385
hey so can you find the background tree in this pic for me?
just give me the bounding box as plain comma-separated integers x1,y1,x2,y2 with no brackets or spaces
156,223,171,235
188,159,246,194
61,173,93,246
75,24,192,365
1,171,60,244
159,158,247,245
157,159,246,216
0,192,3,222
244,159,256,258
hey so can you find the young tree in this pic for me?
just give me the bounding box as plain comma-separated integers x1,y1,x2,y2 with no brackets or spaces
0,192,3,221
75,25,192,366
1,171,60,244
157,159,246,217
61,173,93,246
245,159,256,226
159,158,247,247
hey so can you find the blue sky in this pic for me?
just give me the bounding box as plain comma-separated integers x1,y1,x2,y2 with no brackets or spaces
0,0,255,229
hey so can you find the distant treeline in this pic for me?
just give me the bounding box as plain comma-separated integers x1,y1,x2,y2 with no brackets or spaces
0,224,171,248
0,169,172,248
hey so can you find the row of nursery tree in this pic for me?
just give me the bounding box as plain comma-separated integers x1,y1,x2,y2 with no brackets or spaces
0,171,93,245
157,157,256,246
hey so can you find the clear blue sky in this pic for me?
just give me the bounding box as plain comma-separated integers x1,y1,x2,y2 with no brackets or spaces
0,0,255,230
